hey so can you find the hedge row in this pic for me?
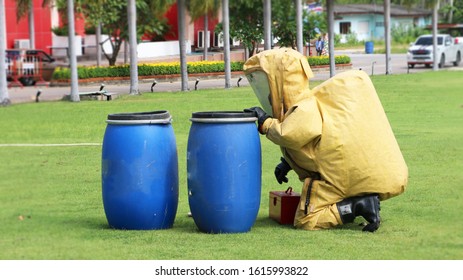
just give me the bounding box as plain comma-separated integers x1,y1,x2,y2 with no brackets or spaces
52,56,351,80
308,55,351,66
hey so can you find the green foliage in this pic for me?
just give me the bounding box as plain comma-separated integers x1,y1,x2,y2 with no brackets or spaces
186,0,221,20
345,32,360,45
83,24,110,35
391,25,427,45
76,0,175,65
52,67,71,80
308,55,351,66
304,11,327,41
225,0,329,53
53,61,246,80
52,57,352,80
51,25,70,36
225,0,327,54
450,0,463,23
272,1,297,49
221,0,264,55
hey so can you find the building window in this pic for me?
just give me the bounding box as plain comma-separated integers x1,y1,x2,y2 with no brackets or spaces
376,22,384,27
339,22,351,34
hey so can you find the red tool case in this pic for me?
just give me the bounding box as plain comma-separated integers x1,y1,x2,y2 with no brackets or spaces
269,187,301,225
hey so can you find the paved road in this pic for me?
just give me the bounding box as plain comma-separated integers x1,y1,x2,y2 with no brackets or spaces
4,51,461,104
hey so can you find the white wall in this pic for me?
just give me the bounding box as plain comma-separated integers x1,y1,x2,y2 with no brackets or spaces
137,40,191,58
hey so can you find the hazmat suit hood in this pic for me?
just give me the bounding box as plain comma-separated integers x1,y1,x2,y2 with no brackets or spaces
244,48,314,121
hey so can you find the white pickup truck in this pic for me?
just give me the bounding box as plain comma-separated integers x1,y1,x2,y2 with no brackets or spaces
407,34,463,68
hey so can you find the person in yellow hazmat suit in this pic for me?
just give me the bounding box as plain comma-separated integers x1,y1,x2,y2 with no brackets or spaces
244,48,408,232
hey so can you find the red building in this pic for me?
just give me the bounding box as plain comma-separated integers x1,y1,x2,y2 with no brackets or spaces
4,1,220,55
5,0,52,52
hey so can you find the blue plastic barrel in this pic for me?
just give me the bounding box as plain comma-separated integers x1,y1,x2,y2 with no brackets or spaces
187,111,261,233
365,41,374,54
102,111,178,230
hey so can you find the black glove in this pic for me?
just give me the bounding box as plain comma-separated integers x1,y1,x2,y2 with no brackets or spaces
274,157,292,184
244,107,270,127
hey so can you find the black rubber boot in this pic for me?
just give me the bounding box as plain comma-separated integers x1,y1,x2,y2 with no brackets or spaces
336,195,381,232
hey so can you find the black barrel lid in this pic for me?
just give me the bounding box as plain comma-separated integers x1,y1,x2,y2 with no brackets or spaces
106,110,172,124
190,111,257,123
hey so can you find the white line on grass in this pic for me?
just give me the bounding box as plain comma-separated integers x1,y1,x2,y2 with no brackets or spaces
0,143,102,147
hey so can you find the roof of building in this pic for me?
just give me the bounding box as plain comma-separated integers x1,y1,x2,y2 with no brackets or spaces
334,4,432,17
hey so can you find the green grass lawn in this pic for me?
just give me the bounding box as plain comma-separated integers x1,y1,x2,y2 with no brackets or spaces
0,70,462,260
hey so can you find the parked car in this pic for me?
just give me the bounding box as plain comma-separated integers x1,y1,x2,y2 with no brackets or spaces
407,34,463,68
6,49,59,86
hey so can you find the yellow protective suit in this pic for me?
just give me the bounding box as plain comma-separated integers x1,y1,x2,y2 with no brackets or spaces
244,48,408,230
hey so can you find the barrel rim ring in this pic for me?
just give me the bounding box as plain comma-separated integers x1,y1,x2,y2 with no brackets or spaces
107,110,171,121
190,117,257,123
106,119,172,125
191,111,256,119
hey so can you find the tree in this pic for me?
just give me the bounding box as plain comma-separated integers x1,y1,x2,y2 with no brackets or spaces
222,0,231,88
296,0,303,53
441,0,463,23
263,0,271,50
177,0,189,91
326,0,335,77
67,0,80,102
273,1,298,49
385,0,392,75
78,0,175,66
187,0,221,60
128,0,139,94
222,0,263,57
432,0,439,71
304,10,327,45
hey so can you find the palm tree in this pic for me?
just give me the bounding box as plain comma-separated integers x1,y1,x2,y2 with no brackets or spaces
296,0,303,53
263,0,271,50
1,0,11,106
384,0,392,75
222,0,231,88
326,0,335,77
67,0,79,102
187,0,221,61
432,0,439,71
128,0,139,95
178,0,189,91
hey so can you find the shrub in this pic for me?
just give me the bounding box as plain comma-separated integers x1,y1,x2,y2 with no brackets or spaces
53,61,245,80
308,55,351,66
391,25,427,45
52,57,348,80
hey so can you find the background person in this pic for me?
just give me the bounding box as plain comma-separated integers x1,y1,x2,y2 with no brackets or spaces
315,37,324,56
321,33,329,56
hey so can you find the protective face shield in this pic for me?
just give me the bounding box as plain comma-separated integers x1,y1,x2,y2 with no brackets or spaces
245,71,273,116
